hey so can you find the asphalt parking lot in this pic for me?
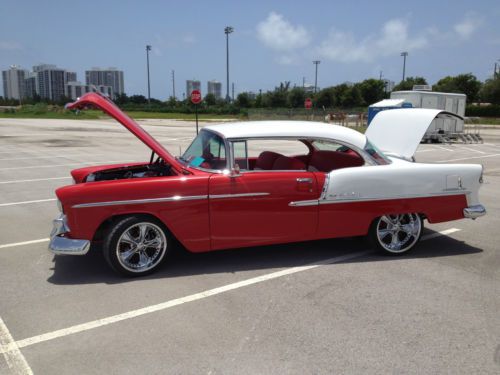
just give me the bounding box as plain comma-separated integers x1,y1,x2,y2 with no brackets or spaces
0,118,499,374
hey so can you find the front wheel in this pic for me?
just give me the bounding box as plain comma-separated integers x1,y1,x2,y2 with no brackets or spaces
103,216,169,276
369,213,423,255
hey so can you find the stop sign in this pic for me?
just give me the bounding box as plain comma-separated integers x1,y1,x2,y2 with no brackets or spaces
304,98,312,109
190,89,202,104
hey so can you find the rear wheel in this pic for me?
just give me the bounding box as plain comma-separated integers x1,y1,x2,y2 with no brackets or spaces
370,213,423,255
103,216,169,276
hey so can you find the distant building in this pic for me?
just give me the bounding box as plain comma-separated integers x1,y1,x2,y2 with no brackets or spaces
85,67,124,97
207,80,222,99
65,81,112,100
65,71,77,83
303,83,315,94
2,65,28,100
186,80,201,97
24,73,38,98
34,64,66,101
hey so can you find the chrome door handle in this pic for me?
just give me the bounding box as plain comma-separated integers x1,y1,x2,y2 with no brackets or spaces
296,178,312,183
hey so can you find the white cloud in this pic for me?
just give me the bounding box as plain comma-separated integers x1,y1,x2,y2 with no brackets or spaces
317,18,428,63
0,41,23,51
454,13,483,39
257,12,311,51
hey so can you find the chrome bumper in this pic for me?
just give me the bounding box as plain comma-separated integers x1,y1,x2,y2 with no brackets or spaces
49,214,90,255
463,204,486,219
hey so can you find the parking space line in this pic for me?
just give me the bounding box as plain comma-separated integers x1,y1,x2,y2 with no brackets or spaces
0,317,33,375
0,199,56,207
2,227,460,353
0,160,135,171
0,239,49,250
0,177,71,185
460,146,486,154
437,153,500,162
0,154,101,162
436,145,454,151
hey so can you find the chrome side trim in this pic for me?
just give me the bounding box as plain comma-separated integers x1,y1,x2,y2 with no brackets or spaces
209,192,270,199
72,195,208,208
289,191,469,207
463,204,486,219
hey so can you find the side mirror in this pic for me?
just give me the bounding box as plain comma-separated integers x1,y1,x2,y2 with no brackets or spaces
230,163,241,177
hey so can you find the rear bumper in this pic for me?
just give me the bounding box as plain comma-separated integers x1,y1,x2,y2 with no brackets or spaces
48,214,90,255
463,204,486,219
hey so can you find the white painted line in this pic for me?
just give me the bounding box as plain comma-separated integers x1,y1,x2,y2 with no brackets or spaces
1,227,461,352
0,176,71,185
437,153,500,163
0,238,49,249
421,227,460,240
0,133,51,137
0,198,56,207
9,250,371,351
436,145,454,152
0,160,135,171
0,154,98,161
415,149,433,153
460,146,486,154
0,316,33,375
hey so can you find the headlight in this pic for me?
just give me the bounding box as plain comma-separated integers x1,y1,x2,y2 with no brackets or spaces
57,200,63,213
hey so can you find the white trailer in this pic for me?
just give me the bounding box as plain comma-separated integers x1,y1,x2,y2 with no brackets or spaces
390,90,468,142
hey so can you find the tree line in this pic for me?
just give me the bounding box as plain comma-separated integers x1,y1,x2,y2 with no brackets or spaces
1,73,500,112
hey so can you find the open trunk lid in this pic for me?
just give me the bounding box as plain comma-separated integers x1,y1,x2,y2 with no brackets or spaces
365,108,463,160
65,92,183,173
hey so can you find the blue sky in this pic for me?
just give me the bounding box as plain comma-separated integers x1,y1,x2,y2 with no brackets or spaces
1,0,499,99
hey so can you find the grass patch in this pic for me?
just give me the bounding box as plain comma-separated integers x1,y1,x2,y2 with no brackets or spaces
125,111,237,121
465,117,500,125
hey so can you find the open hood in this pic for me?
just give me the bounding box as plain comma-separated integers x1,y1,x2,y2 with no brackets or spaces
365,108,463,160
66,92,182,173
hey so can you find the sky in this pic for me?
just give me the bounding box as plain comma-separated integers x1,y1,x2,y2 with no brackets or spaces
1,0,500,100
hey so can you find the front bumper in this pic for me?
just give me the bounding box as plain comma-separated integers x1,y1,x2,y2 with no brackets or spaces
49,214,90,255
463,204,486,219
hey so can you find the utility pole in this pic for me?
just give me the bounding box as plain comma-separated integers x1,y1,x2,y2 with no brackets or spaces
146,45,152,104
302,76,305,88
224,26,234,102
232,82,234,101
171,70,176,99
313,60,320,93
401,51,408,82
379,71,383,80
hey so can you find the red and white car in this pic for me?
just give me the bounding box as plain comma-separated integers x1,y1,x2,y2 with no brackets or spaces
50,93,486,276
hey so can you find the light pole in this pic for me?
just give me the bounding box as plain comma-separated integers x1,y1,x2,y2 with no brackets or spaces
313,60,320,93
401,51,408,82
146,45,152,104
224,26,234,102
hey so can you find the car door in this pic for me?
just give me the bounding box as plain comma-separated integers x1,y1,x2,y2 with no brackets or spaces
208,170,319,250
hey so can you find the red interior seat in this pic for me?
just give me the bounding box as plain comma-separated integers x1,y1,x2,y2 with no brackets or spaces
308,150,363,172
272,155,306,170
255,151,283,170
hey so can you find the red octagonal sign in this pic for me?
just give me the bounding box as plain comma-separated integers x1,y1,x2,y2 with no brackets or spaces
190,89,202,104
304,97,312,109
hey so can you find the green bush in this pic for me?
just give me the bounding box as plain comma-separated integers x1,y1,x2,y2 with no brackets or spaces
465,105,500,117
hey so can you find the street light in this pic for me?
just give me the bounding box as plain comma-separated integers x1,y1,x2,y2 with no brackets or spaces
401,51,408,82
224,26,234,102
313,60,320,93
146,45,152,104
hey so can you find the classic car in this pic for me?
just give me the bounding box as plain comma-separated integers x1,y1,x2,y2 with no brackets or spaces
49,92,486,276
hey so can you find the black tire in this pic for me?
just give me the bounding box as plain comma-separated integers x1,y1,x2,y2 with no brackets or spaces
103,216,170,277
368,213,423,255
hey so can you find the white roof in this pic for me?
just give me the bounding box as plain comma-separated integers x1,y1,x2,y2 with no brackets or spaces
369,99,406,107
203,121,367,149
392,90,466,97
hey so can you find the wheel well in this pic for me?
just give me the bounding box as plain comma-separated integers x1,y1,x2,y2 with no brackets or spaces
92,213,167,243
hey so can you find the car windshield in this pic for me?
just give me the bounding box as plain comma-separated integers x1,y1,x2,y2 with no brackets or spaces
364,140,391,165
180,130,227,170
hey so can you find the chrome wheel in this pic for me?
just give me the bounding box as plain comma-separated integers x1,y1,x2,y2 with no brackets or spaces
375,213,422,254
116,222,167,273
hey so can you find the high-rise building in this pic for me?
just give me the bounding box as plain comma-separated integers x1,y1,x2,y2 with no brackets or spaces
65,71,77,83
2,65,28,100
34,64,66,101
65,81,112,100
186,80,201,97
382,79,395,93
24,73,38,98
207,80,222,99
85,67,124,97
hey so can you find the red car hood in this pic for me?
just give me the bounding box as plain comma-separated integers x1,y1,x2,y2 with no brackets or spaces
66,93,183,173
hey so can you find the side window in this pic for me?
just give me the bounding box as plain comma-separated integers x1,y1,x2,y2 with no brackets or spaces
232,139,310,171
309,139,365,172
181,131,227,170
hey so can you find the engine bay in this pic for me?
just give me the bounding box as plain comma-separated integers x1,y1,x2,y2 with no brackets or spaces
85,162,173,182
